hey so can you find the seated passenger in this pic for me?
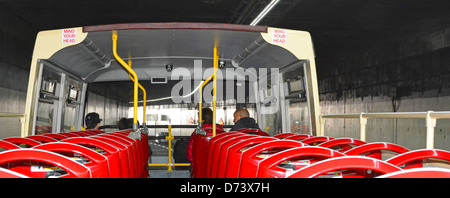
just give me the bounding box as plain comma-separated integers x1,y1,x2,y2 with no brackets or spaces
229,108,260,132
85,112,102,130
186,108,224,164
118,117,130,130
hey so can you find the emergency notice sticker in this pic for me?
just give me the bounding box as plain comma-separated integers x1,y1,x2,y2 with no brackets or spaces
62,28,76,44
272,29,287,44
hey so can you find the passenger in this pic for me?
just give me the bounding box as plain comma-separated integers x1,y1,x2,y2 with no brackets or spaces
85,112,102,130
127,118,140,129
229,108,260,131
173,138,190,170
118,117,130,130
186,108,224,165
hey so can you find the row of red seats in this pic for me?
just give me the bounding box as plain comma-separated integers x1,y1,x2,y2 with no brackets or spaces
0,129,149,178
191,130,450,178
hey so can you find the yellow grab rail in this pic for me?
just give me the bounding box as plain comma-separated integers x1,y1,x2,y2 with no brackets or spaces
198,46,219,137
212,46,219,137
127,59,147,125
112,31,139,130
148,125,191,171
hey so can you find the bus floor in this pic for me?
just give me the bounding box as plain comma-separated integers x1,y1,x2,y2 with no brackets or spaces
148,138,192,178
149,170,191,178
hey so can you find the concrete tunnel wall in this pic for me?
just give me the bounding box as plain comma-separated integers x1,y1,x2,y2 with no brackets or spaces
317,27,450,150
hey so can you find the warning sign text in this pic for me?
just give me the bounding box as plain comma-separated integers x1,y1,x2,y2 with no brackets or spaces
272,29,287,44
62,29,76,44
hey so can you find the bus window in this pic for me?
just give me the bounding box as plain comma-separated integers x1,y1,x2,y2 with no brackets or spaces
34,64,86,135
35,66,61,134
282,62,311,135
62,78,84,132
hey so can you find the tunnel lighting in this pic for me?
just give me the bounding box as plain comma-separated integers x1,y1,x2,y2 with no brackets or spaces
250,0,281,26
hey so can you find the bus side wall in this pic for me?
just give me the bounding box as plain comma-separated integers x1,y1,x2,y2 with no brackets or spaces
318,27,450,151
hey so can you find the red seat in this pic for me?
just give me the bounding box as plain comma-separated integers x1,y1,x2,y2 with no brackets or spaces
224,136,278,178
256,147,346,178
26,135,59,143
98,133,138,178
386,149,450,169
0,140,21,150
0,167,29,178
214,134,257,178
109,131,147,178
191,134,210,178
300,136,334,146
237,128,270,136
0,149,92,178
287,156,402,178
111,131,148,178
33,142,110,178
58,132,81,137
2,137,41,148
91,136,131,178
378,167,450,178
238,140,306,178
61,137,122,178
344,142,410,160
273,133,297,139
317,138,367,152
284,134,313,141
71,131,94,137
206,132,247,178
43,133,70,140
85,130,104,134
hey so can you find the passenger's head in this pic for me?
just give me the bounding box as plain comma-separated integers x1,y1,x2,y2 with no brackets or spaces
85,112,102,130
127,118,140,128
118,117,130,130
233,108,250,123
201,108,213,124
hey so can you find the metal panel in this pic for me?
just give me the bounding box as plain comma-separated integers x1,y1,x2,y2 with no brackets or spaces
0,87,26,138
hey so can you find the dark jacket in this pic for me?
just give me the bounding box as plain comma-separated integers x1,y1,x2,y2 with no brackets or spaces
230,117,260,132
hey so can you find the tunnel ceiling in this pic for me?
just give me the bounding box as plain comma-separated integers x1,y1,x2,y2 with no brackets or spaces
3,0,450,58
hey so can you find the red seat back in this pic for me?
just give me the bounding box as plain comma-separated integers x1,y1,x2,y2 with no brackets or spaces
288,156,402,178
224,137,277,178
238,140,306,178
256,147,346,178
61,137,122,178
0,149,92,178
33,142,110,178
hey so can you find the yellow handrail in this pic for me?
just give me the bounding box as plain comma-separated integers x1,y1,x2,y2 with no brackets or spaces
198,46,219,137
112,31,139,130
148,125,191,171
212,46,219,137
127,59,147,125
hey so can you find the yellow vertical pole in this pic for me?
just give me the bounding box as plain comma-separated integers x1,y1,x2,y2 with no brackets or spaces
197,47,218,135
112,31,139,130
166,125,174,171
128,59,147,125
199,85,202,124
212,47,218,137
